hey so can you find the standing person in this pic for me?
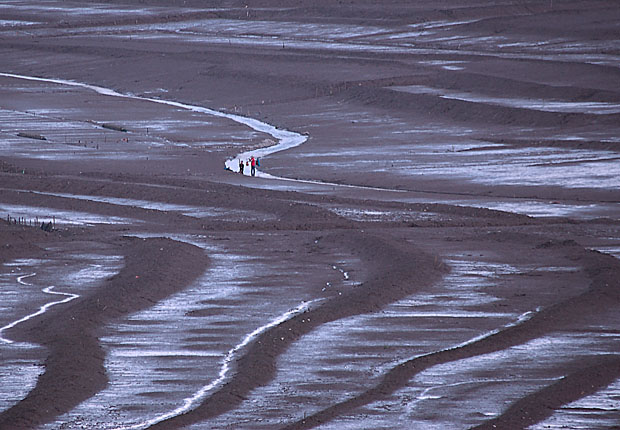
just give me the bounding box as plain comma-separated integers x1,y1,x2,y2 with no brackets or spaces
239,159,244,175
250,156,256,176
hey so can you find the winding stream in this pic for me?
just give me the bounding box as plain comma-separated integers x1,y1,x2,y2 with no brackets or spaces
0,72,307,176
0,272,79,345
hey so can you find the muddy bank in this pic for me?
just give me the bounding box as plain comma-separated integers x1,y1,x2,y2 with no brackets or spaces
148,230,444,428
1,1,620,429
0,236,208,429
282,242,620,429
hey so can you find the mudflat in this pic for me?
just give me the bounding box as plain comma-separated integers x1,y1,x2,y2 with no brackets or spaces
1,1,619,429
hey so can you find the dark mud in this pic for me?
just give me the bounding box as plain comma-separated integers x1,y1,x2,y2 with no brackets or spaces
1,1,619,429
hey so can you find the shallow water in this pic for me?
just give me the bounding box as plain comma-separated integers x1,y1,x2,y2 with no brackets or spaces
3,73,618,223
21,190,276,221
198,256,547,429
40,234,351,429
438,198,618,220
308,141,620,190
590,245,620,259
0,203,138,226
0,73,306,175
317,329,620,430
0,252,122,413
530,376,620,430
391,85,620,115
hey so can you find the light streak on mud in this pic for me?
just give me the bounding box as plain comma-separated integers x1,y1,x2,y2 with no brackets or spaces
0,72,405,194
0,72,306,177
118,299,321,430
0,273,79,345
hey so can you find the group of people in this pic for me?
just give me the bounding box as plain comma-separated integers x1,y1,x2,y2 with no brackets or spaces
238,156,259,176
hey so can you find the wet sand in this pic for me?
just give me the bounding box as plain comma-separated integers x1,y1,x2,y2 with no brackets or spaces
1,1,620,429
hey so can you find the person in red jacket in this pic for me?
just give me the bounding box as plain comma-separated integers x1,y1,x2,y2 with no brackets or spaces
250,156,256,176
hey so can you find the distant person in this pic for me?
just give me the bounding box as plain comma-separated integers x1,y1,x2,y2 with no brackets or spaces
250,156,256,176
256,157,260,167
239,159,244,174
